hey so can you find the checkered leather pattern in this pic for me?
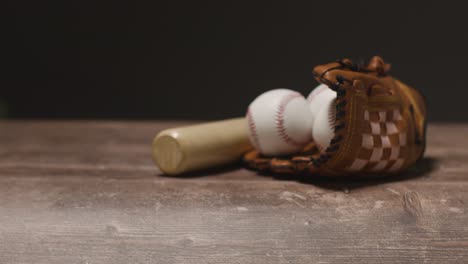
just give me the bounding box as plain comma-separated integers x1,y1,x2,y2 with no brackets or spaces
347,108,407,172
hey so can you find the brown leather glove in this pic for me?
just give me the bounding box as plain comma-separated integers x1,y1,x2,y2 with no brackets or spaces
243,56,427,176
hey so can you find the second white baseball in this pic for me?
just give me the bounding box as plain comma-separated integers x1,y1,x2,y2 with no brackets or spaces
307,84,337,152
312,95,336,152
246,89,313,156
307,83,337,123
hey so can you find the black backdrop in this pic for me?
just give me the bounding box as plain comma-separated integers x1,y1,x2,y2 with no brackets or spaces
2,1,467,121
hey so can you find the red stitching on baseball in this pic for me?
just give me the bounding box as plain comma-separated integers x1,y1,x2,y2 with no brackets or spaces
275,92,310,147
308,85,328,102
246,107,263,153
328,99,336,129
315,99,337,152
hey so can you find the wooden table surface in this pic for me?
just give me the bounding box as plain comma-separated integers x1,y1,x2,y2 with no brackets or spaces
0,121,467,264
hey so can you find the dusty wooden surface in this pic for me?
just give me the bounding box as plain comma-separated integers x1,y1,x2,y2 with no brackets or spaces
0,121,467,264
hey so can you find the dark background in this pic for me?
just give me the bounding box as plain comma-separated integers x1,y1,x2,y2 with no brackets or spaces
1,1,466,121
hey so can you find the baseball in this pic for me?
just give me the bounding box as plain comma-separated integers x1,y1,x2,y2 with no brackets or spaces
246,89,313,156
307,83,337,123
312,95,336,152
307,84,337,152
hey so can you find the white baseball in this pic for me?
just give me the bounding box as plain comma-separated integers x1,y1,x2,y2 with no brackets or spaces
246,89,313,156
312,95,336,152
307,84,336,123
307,84,337,152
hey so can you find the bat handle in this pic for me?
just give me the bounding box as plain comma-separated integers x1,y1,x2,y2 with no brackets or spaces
152,118,253,175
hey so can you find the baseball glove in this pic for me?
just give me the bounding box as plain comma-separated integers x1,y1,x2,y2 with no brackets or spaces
243,56,427,176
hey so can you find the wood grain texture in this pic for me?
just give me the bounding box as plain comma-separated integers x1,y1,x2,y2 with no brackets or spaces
0,121,467,264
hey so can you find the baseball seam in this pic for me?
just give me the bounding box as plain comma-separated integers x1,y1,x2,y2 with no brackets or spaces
307,85,328,102
275,93,310,147
246,107,263,153
315,99,336,152
328,99,336,130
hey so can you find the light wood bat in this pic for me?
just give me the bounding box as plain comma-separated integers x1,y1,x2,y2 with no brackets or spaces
152,118,253,175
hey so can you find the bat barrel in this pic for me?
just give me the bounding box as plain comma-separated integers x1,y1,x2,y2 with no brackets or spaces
152,118,253,175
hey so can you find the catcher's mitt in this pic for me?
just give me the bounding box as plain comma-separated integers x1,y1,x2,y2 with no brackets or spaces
243,56,427,176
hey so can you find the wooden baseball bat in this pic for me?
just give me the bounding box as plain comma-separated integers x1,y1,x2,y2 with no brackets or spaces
152,118,253,175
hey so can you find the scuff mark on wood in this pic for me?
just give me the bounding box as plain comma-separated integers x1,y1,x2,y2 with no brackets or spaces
386,187,401,196
279,191,306,207
403,191,423,221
